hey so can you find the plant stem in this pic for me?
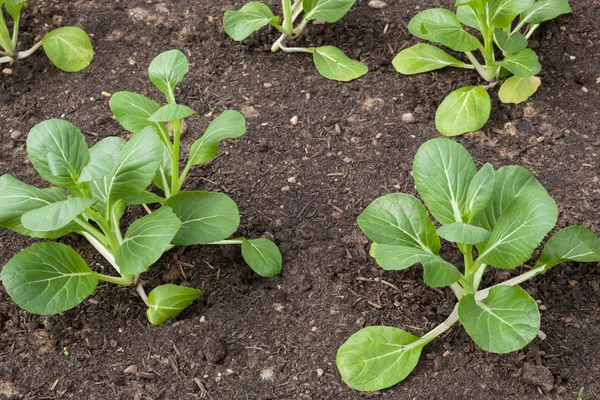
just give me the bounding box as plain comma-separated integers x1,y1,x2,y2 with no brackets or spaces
136,282,153,308
405,303,460,351
81,231,122,275
10,14,19,50
475,264,546,301
0,55,13,64
271,0,303,52
525,24,540,40
208,239,244,245
14,41,43,59
170,120,182,196
98,273,134,286
450,282,464,300
464,52,495,82
160,168,172,199
281,0,294,35
279,41,314,53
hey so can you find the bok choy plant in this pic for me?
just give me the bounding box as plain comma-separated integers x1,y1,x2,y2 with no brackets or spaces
0,0,93,71
336,138,600,391
393,0,571,136
223,0,368,82
108,50,282,279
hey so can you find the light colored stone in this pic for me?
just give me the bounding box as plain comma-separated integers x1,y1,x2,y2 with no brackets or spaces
123,365,138,375
290,115,298,126
241,106,260,118
369,0,388,8
402,113,416,124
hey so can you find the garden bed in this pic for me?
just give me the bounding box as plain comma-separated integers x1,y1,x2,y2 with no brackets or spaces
0,0,599,399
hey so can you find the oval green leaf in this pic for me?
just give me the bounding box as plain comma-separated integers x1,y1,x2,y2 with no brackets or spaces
408,8,461,42
498,75,541,104
357,193,440,253
465,163,495,222
41,27,93,72
188,110,247,166
435,86,491,136
437,222,491,244
115,207,181,275
456,0,481,31
79,137,126,183
412,138,477,225
393,43,466,75
21,197,95,232
520,0,572,25
148,49,189,102
312,46,368,82
337,326,423,391
423,21,480,52
165,191,240,245
1,242,98,315
535,226,600,271
459,285,540,353
241,238,282,278
224,2,277,41
5,0,27,21
489,0,534,27
303,0,356,23
146,284,203,326
494,29,528,53
500,49,541,77
109,91,168,138
148,104,196,122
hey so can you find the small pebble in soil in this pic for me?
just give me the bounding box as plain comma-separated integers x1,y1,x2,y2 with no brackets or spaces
287,176,297,184
101,91,112,98
504,121,517,136
402,113,416,124
517,119,531,131
368,0,388,8
10,130,22,140
123,365,138,375
281,186,290,192
316,368,324,377
537,330,547,340
523,105,536,117
2,68,12,75
290,115,298,126
521,363,554,392
260,368,275,381
263,82,273,88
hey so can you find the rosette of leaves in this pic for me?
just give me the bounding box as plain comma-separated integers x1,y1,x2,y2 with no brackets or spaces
223,0,368,82
108,50,282,280
0,0,93,71
392,0,571,136
336,138,600,391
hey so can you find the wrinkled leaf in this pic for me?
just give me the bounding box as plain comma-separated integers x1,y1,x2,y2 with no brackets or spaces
435,86,491,136
165,191,240,245
1,242,98,315
536,226,600,271
115,207,182,275
188,110,246,166
224,2,278,41
393,44,467,75
312,46,368,82
241,238,282,277
337,326,423,391
21,197,95,232
146,284,203,326
437,222,491,244
498,75,541,104
459,285,540,353
500,49,541,77
357,193,440,253
412,138,477,225
148,49,189,102
303,0,356,22
41,27,93,72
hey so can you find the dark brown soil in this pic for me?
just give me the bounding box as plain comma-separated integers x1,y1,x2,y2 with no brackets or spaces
1,0,599,399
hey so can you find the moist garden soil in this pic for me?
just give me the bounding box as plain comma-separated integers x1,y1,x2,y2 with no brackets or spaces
1,0,599,399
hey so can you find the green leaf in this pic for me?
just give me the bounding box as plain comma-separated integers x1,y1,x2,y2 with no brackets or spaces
223,2,277,41
148,49,189,102
494,29,528,53
109,92,169,143
408,8,461,42
357,193,440,253
115,207,182,275
489,0,534,27
455,0,481,31
41,27,93,72
500,49,541,77
21,197,95,232
312,46,368,82
337,326,423,391
435,86,491,136
188,110,246,166
0,175,73,238
498,75,541,104
472,166,547,232
121,191,165,205
241,238,282,277
5,0,27,21
465,163,495,221
437,222,491,244
153,143,173,192
90,127,162,214
374,244,461,287
1,242,98,315
26,119,90,192
0,8,12,53
520,0,572,25
535,226,600,271
478,190,557,269
303,0,356,22
146,284,203,326
392,44,467,75
165,191,240,245
422,21,480,52
78,137,126,183
459,285,540,353
412,138,477,225
148,104,196,122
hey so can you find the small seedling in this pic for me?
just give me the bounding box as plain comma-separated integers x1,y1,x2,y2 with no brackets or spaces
223,0,368,82
336,138,600,391
393,0,571,136
0,0,93,71
0,50,282,326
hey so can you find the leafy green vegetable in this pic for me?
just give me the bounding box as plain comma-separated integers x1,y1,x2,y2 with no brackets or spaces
0,2,93,71
146,284,203,326
337,138,600,391
223,0,367,81
393,0,572,136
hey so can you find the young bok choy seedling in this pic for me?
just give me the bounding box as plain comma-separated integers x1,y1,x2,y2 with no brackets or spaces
0,0,93,71
223,0,367,82
393,0,571,136
336,138,600,391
